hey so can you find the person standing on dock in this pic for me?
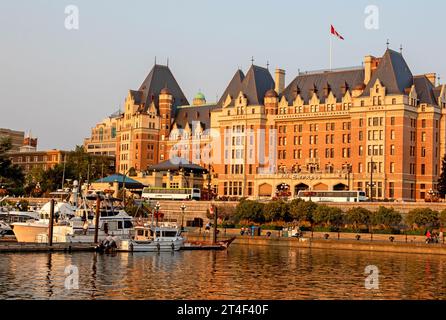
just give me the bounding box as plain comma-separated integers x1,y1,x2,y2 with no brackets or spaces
426,230,432,243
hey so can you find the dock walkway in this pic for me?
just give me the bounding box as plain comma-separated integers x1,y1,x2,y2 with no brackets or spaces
0,242,96,253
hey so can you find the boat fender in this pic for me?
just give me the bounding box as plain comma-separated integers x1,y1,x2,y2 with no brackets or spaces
156,243,160,252
171,242,175,251
129,242,134,252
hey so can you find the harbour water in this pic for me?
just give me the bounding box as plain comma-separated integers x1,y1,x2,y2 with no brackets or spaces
1,245,445,300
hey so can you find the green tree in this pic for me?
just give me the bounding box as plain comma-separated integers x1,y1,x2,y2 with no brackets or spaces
345,207,372,231
24,145,115,194
264,200,290,223
406,208,439,230
373,206,402,230
234,200,265,223
208,204,237,223
313,205,343,228
66,145,114,183
438,154,446,198
0,137,25,195
289,199,317,225
40,163,73,193
24,166,45,196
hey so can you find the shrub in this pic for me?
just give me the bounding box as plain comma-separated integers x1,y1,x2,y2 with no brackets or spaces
373,206,402,229
234,200,266,223
344,207,372,232
406,208,439,230
313,205,343,228
289,199,317,225
264,200,291,223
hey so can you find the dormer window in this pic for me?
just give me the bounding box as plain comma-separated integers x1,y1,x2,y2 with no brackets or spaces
375,85,379,94
323,83,331,97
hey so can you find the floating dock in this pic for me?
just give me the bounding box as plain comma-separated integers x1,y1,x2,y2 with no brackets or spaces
0,242,96,253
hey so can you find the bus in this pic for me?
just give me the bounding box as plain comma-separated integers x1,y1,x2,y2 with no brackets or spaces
297,190,368,203
141,187,201,201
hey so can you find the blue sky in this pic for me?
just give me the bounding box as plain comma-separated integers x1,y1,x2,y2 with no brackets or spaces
1,0,445,150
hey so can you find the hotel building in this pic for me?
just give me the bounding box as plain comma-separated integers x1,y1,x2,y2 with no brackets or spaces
104,49,445,201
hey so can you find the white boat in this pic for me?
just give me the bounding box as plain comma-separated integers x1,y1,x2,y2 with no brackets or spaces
11,187,134,244
120,223,184,252
0,209,40,224
11,202,76,243
49,206,134,244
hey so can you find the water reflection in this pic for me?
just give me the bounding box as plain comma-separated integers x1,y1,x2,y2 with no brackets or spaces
1,246,446,300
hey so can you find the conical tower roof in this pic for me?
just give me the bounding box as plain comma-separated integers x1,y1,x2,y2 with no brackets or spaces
138,64,189,111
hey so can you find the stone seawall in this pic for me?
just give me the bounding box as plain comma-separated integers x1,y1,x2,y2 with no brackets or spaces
185,234,446,256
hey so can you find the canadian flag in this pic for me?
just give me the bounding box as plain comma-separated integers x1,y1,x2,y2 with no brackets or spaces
330,25,345,40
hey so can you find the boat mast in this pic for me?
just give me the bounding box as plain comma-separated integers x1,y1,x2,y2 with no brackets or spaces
150,198,154,228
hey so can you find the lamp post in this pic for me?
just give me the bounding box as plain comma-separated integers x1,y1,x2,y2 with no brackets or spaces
278,183,289,199
428,189,435,202
367,182,376,202
180,202,186,231
155,201,160,227
344,163,352,190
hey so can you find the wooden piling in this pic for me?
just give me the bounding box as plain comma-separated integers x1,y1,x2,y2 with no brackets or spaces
212,205,218,245
94,196,100,244
48,199,55,246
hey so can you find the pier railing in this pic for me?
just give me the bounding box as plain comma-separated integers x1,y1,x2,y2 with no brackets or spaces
186,227,435,245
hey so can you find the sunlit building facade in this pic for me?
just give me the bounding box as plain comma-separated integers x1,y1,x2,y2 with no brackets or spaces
109,49,445,201
83,112,119,156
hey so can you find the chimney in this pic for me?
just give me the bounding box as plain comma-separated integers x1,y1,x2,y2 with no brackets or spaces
275,69,285,94
425,73,436,86
364,56,374,85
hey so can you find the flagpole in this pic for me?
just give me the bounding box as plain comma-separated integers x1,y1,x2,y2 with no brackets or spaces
330,35,332,71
